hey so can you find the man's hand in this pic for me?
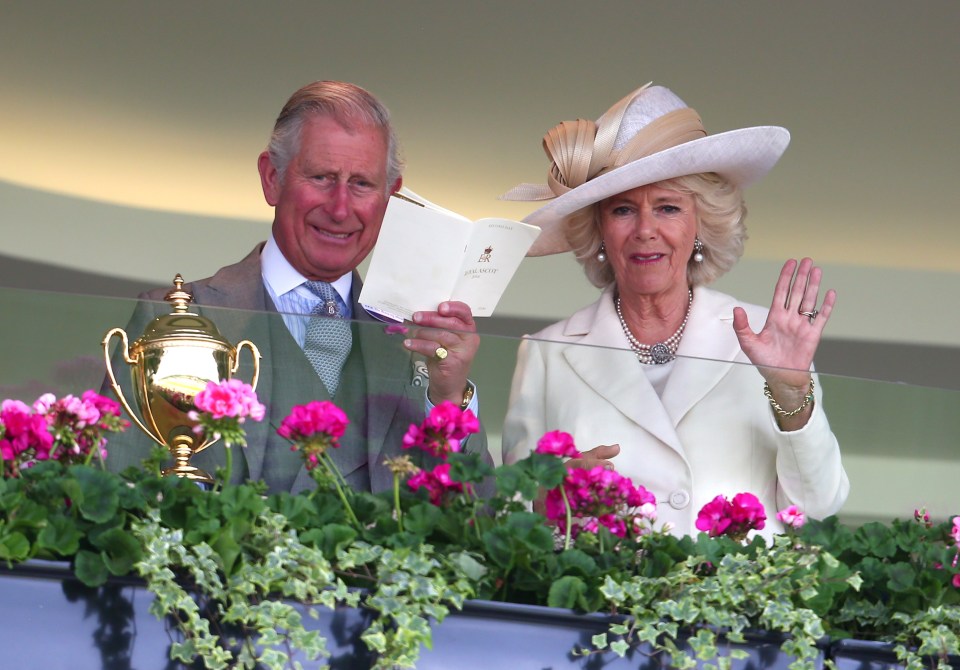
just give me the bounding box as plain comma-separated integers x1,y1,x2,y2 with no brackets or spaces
403,301,480,405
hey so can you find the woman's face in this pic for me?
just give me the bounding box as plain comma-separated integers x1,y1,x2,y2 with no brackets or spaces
599,183,697,302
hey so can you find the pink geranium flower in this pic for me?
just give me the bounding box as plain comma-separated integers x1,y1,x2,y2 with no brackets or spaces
0,401,54,466
402,401,479,459
535,430,581,459
776,505,806,530
696,495,733,537
188,379,266,452
407,462,464,505
278,400,350,470
544,465,657,539
192,379,265,422
2,390,127,476
696,492,767,542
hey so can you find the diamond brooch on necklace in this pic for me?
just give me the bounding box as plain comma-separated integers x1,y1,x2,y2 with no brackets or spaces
616,290,693,365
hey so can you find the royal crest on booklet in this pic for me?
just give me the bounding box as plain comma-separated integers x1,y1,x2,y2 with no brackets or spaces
359,188,541,322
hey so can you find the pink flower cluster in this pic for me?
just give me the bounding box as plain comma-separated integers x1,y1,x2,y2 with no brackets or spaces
1,399,54,472
776,504,806,530
278,400,349,470
545,465,657,539
191,379,265,422
404,402,479,505
696,492,767,541
407,463,464,505
535,430,581,458
402,401,479,458
1,390,126,476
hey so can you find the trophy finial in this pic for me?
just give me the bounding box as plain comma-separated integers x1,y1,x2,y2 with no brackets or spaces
165,273,194,313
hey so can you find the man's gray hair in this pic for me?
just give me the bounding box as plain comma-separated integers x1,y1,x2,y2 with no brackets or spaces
266,81,403,190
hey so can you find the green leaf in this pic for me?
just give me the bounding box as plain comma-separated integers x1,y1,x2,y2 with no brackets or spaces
547,575,588,610
447,451,494,485
493,462,538,500
93,527,142,576
886,562,917,593
36,514,83,556
71,466,122,523
211,529,242,576
73,549,108,586
317,523,358,557
557,548,598,577
449,551,487,582
0,530,30,561
403,502,445,535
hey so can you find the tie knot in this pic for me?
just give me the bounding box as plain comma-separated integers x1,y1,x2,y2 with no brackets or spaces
304,281,344,318
304,280,337,301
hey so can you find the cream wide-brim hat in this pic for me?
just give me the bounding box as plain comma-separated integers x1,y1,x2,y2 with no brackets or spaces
502,84,790,256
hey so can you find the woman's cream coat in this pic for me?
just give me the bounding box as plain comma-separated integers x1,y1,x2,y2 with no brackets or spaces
502,285,850,537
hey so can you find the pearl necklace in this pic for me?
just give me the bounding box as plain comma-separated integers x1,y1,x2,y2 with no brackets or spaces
615,289,693,365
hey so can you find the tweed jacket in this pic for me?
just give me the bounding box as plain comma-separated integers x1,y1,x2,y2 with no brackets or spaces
502,284,849,537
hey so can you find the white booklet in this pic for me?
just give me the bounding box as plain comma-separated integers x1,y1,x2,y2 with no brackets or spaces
359,188,541,321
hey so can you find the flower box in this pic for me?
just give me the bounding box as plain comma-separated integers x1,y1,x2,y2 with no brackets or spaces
829,639,960,670
1,559,829,670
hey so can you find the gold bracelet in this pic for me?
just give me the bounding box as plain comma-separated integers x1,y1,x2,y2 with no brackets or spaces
763,379,815,417
460,383,475,410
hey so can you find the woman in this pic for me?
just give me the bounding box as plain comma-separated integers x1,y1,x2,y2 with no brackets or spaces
501,83,849,537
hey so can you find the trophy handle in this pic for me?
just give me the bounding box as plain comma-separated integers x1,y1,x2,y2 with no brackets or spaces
232,339,262,390
102,327,165,447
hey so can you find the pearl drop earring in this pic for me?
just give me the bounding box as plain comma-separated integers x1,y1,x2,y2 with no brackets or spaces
692,237,704,263
597,242,607,263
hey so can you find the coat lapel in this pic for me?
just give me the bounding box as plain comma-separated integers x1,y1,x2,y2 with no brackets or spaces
660,287,743,426
560,287,683,452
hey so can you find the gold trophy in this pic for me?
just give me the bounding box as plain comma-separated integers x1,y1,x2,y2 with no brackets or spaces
102,275,261,483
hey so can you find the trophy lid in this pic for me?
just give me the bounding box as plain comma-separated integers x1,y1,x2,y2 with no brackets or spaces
134,274,233,350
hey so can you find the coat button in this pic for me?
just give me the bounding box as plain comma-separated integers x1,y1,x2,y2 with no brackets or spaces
668,489,690,509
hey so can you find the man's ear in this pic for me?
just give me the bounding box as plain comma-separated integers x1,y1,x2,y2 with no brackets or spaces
389,176,403,195
258,151,281,206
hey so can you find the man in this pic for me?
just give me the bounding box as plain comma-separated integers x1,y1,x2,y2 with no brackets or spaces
108,81,488,493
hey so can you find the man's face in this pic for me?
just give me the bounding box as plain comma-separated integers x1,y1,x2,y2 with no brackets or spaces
259,114,401,282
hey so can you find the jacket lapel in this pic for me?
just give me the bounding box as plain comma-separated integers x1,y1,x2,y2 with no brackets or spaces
560,287,683,452
660,287,743,426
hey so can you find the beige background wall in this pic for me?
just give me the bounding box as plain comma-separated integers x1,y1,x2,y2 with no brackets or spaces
2,1,958,522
